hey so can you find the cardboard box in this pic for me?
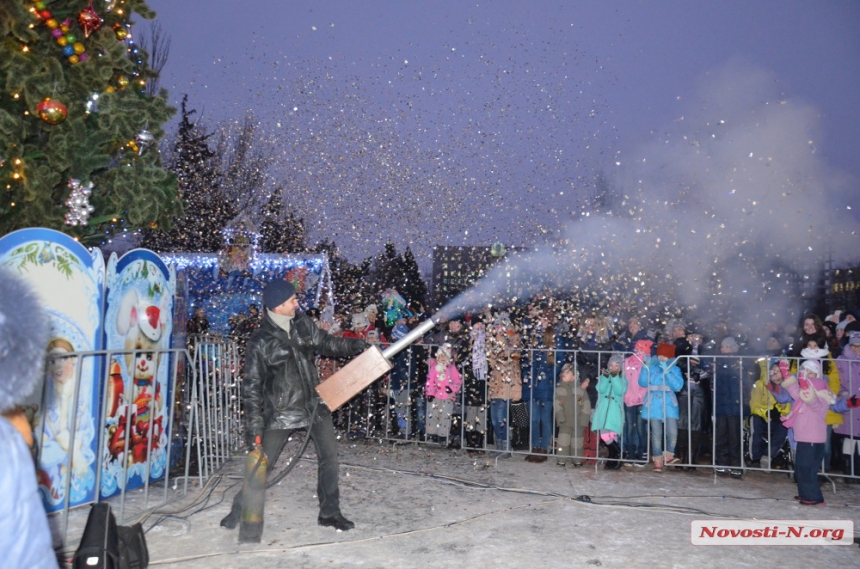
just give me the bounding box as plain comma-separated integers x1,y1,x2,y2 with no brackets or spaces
315,346,392,411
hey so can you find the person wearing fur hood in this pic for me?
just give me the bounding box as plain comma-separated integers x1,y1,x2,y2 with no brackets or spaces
791,339,842,469
425,343,462,442
0,268,57,567
343,310,374,339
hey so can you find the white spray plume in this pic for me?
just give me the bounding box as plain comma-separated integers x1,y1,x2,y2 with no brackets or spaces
436,60,859,330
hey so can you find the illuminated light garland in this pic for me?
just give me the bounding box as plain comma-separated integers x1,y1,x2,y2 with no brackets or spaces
160,253,333,331
7,158,25,182
160,252,326,275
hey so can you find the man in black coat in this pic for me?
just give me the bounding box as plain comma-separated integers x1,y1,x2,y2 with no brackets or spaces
220,279,366,532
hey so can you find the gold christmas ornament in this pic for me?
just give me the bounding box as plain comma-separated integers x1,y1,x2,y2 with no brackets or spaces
114,23,129,40
36,98,68,124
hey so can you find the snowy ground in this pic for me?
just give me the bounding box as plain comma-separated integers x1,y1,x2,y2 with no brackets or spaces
57,440,860,569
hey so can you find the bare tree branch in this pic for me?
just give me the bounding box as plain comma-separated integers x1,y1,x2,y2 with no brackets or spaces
139,22,171,97
219,115,275,215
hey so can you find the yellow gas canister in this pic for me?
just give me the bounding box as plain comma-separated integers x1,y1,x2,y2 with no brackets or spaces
239,435,267,543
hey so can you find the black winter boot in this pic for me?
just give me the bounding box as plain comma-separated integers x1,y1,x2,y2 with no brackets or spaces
605,441,622,470
220,492,242,529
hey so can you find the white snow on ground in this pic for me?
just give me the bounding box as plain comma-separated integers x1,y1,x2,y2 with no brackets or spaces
56,440,860,568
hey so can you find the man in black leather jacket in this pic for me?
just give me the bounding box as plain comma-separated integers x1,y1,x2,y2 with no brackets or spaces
221,279,366,532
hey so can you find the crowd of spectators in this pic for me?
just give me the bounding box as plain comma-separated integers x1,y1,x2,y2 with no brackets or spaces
308,292,860,505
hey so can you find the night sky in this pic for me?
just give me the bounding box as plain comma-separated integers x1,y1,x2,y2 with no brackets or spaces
145,1,860,272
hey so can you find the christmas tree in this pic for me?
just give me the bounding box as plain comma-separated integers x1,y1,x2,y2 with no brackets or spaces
259,187,308,254
367,242,428,307
0,0,178,243
400,246,428,307
311,238,372,309
372,241,401,292
141,95,232,252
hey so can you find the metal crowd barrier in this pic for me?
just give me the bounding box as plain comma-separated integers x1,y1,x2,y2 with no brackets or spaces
344,344,859,485
33,346,188,543
35,334,248,545
184,334,245,488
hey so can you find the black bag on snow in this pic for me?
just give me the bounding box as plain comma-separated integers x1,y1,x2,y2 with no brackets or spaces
72,503,149,569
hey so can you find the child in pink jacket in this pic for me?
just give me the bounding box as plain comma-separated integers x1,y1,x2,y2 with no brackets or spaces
781,359,833,506
622,340,652,465
425,343,462,441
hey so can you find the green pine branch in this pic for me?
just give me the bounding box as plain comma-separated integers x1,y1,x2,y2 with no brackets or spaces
0,0,178,244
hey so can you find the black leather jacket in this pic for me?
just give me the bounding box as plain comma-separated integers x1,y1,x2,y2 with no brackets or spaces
244,311,366,438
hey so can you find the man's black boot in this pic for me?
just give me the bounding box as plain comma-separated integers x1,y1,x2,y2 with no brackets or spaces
220,495,242,529
318,512,355,531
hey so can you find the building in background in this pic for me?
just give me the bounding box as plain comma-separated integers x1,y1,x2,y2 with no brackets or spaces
828,266,860,313
431,244,526,310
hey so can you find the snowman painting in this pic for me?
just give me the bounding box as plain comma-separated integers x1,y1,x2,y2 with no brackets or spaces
107,288,168,468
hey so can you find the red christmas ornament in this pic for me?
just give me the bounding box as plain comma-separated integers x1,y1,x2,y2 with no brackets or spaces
77,2,102,38
36,98,68,125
